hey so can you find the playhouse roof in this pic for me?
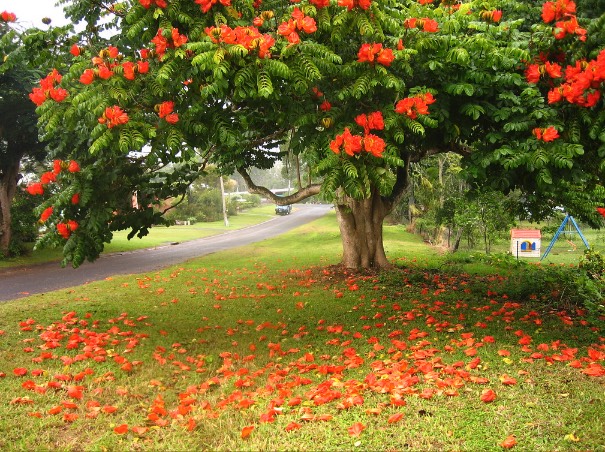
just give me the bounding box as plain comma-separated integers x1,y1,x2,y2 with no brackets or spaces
510,229,541,239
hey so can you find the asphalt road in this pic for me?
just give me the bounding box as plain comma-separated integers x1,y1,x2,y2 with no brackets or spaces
0,203,332,302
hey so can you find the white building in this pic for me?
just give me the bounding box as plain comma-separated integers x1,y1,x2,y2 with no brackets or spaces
510,229,541,258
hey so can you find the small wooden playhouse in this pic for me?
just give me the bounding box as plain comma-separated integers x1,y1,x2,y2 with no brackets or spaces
510,229,541,258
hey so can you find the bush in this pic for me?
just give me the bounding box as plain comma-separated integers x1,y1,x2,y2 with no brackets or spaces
439,251,605,327
4,189,39,257
166,189,225,223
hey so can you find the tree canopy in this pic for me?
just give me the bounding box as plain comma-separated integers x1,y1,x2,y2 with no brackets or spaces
23,0,605,267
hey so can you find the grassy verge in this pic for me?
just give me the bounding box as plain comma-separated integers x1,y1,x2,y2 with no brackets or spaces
0,214,603,450
0,205,277,268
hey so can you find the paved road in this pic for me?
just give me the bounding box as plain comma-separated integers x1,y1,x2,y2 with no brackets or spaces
0,204,332,302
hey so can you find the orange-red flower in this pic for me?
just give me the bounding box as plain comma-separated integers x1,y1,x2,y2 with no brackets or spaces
26,183,45,196
70,44,81,57
338,0,371,10
80,69,95,85
68,160,81,173
139,0,167,8
363,133,386,158
320,101,332,112
480,388,497,403
278,8,317,44
404,18,439,33
40,172,56,184
29,70,68,105
355,111,384,134
481,10,503,23
29,88,47,106
1,11,16,22
542,0,576,23
357,43,395,66
330,128,363,156
195,0,231,14
122,61,136,80
395,92,435,119
500,435,517,449
99,106,129,128
533,126,559,142
157,101,180,124
40,207,54,223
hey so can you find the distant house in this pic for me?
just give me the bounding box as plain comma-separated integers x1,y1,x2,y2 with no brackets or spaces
510,229,541,258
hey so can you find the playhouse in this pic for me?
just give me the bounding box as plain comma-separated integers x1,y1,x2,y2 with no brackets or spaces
510,229,541,258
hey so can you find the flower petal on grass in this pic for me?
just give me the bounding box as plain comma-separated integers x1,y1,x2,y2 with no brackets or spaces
500,435,517,448
113,424,128,434
241,425,254,439
348,422,365,436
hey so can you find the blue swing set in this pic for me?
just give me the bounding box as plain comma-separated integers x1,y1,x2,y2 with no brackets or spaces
541,214,590,260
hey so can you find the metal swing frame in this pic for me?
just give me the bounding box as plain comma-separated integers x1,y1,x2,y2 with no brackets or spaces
540,214,590,260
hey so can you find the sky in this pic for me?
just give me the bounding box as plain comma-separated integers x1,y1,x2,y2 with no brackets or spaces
0,0,70,28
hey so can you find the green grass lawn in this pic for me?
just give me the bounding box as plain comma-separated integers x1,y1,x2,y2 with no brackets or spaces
0,212,603,450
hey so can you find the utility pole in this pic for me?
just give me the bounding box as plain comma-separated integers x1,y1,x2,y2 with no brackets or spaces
219,176,229,227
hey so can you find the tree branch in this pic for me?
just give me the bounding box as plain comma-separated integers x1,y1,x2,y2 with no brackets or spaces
238,168,321,204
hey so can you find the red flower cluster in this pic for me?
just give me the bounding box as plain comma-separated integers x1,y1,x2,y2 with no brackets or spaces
70,44,81,57
541,0,586,40
525,61,562,83
480,10,503,24
57,220,79,240
330,128,362,156
278,8,317,45
310,0,330,8
26,183,45,196
395,92,436,119
541,0,576,23
40,207,54,223
29,69,68,106
139,0,167,8
157,101,179,124
152,28,188,59
338,0,371,10
597,207,605,218
195,0,231,13
403,18,439,33
98,106,129,128
79,46,148,84
357,43,395,66
205,25,275,59
546,50,605,107
26,160,80,197
532,126,560,142
329,127,386,158
553,16,586,41
330,112,386,158
1,10,16,21
354,111,384,135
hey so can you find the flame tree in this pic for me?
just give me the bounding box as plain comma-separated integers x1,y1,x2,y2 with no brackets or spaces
26,0,605,268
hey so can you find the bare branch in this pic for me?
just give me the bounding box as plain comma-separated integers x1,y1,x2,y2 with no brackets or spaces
238,168,321,205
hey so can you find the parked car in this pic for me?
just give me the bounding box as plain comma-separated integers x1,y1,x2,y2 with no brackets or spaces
275,204,292,215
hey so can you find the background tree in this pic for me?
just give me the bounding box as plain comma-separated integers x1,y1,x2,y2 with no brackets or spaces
0,13,74,256
30,0,605,268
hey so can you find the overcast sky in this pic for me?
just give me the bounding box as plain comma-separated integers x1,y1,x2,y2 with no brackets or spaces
1,0,70,28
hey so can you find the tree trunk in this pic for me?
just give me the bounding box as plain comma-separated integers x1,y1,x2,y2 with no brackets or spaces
0,159,20,256
335,190,391,269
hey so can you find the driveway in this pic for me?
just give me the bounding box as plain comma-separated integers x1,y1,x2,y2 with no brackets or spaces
0,204,332,302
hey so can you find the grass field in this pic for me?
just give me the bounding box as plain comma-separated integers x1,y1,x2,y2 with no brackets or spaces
0,212,603,450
